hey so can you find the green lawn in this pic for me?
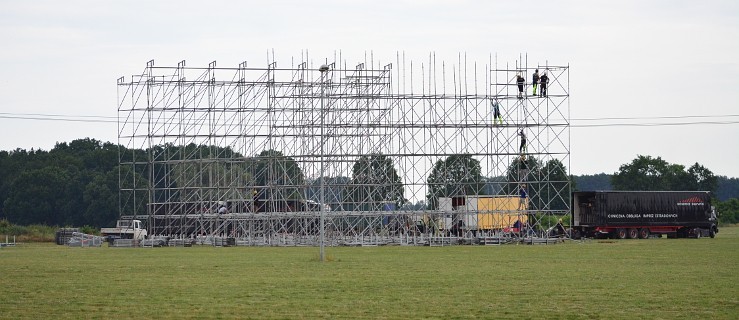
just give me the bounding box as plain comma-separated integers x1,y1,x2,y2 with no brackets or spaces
1,228,737,319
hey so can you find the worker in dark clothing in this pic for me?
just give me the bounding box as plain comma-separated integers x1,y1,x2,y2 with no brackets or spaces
513,219,522,235
517,184,528,210
516,73,525,99
519,155,529,181
518,129,527,154
539,71,549,97
554,218,566,237
492,98,503,125
532,69,540,96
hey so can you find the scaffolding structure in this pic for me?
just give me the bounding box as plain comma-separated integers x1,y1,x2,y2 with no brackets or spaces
117,52,570,246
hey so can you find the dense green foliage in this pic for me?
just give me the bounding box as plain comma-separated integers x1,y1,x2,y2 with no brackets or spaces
501,157,573,211
426,154,484,209
0,139,120,228
574,174,739,201
251,149,305,200
1,228,737,319
542,159,573,211
716,176,739,201
612,155,717,192
2,140,739,229
0,141,315,227
716,198,739,224
345,154,405,210
573,172,612,191
505,156,541,192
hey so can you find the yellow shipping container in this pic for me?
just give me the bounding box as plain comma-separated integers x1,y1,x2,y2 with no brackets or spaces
476,196,528,230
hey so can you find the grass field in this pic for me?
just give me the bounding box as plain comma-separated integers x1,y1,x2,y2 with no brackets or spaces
1,228,738,319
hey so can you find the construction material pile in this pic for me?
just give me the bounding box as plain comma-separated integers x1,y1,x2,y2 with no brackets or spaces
67,232,105,247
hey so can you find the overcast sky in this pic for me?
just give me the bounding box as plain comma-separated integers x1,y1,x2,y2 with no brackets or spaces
1,0,738,177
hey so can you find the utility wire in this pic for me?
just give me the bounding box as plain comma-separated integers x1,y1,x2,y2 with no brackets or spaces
571,121,739,128
1,111,739,127
0,112,117,119
0,115,117,123
573,114,739,121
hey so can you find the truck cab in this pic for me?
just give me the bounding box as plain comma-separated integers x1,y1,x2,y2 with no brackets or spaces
101,219,148,241
117,219,142,229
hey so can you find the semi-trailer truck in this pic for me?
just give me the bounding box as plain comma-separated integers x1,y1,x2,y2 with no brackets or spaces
571,191,718,239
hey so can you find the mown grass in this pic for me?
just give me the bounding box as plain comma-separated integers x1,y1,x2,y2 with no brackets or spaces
1,228,737,319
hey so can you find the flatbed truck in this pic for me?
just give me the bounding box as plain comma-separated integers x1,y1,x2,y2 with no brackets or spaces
100,219,148,242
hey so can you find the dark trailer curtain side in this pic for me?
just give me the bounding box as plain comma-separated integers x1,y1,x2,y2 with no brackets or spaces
573,191,712,227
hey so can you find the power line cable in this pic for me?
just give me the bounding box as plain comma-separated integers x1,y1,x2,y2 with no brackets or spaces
0,112,116,119
4,111,739,121
0,115,117,123
1,111,739,127
572,121,739,128
573,114,739,121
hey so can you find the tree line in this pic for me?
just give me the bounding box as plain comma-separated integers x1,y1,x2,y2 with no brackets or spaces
1,139,737,227
574,171,739,202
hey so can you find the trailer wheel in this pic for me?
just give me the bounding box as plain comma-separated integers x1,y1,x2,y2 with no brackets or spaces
627,228,639,239
616,228,627,239
638,228,650,239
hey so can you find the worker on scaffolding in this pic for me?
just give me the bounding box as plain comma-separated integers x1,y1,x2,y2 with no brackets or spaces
517,184,528,210
491,98,503,125
518,129,527,154
539,71,549,97
518,155,529,181
218,201,229,214
532,69,540,96
516,73,525,99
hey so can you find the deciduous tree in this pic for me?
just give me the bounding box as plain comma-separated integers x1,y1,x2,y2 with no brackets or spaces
612,155,717,192
426,154,484,209
345,154,404,211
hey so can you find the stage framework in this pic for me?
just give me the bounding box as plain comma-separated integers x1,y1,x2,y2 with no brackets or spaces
117,52,570,246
